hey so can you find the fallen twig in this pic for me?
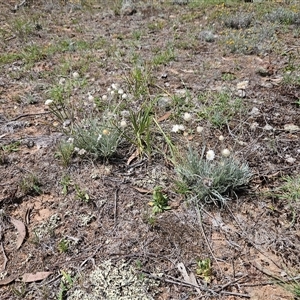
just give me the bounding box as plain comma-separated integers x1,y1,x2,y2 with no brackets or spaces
8,112,50,122
114,188,119,229
0,243,7,272
195,203,223,275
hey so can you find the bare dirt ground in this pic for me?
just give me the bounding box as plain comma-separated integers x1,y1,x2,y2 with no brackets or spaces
0,0,300,299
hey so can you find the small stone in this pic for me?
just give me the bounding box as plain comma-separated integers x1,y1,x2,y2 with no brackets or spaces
263,124,273,131
286,156,296,164
72,72,80,79
236,80,249,90
196,126,204,133
157,96,172,108
250,122,259,131
249,107,260,116
284,124,300,132
236,89,246,98
63,120,71,127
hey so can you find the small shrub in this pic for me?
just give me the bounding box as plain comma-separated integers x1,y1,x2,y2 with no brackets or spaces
176,147,251,206
224,13,253,29
19,174,42,196
72,118,121,159
266,8,300,25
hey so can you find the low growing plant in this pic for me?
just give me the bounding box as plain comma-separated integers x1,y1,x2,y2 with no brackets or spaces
197,91,243,128
74,184,90,202
55,141,74,167
121,100,155,157
71,117,121,159
271,175,300,226
196,258,212,283
176,147,251,206
19,174,42,196
149,186,171,214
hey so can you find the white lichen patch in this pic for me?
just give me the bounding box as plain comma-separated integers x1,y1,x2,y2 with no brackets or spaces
33,214,61,239
68,260,159,300
78,213,95,226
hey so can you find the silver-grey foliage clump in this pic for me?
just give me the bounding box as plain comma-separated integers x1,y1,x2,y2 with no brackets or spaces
176,148,252,206
68,260,158,300
72,118,121,159
265,8,300,25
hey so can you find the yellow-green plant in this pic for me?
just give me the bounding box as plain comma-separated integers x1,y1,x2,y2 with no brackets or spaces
149,186,170,214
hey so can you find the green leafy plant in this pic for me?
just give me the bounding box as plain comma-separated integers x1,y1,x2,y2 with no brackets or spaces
60,174,72,196
266,7,300,25
58,270,74,300
11,17,34,40
196,258,212,283
149,186,171,214
176,147,251,206
1,141,20,153
46,76,87,127
75,184,90,202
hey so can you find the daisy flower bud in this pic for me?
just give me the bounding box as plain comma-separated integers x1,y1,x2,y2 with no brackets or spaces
111,83,119,90
221,148,231,157
45,99,53,105
206,150,215,161
78,149,86,156
183,112,192,122
196,126,204,133
72,72,80,79
88,93,94,101
59,78,66,85
172,124,185,133
120,120,127,128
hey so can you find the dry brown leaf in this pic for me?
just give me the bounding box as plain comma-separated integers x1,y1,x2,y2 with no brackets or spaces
126,148,140,165
10,218,26,250
157,111,172,123
167,68,179,75
132,186,151,194
21,271,52,283
0,274,18,285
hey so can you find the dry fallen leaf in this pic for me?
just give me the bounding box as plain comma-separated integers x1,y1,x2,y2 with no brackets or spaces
132,186,151,194
157,111,172,122
21,271,52,283
10,218,26,250
0,274,18,285
126,148,140,165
